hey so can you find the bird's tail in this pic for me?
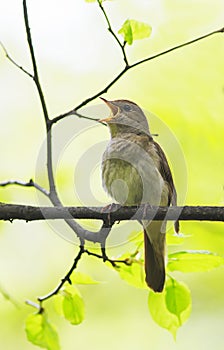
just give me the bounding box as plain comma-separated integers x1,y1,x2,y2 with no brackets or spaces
144,221,166,293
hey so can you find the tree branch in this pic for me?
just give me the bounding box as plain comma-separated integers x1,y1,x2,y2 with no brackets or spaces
0,179,49,197
50,26,224,125
22,1,90,246
23,0,49,123
130,26,224,69
36,245,131,305
97,0,129,66
0,41,33,78
51,66,129,124
0,203,223,222
38,245,84,304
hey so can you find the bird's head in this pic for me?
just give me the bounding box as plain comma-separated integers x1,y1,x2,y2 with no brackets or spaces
99,98,150,137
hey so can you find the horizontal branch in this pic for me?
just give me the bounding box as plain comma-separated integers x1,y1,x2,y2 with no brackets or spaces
0,203,223,222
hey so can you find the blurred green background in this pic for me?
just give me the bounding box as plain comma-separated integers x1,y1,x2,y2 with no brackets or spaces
0,0,224,349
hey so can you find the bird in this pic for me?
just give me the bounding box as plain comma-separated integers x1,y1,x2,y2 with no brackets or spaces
100,98,179,292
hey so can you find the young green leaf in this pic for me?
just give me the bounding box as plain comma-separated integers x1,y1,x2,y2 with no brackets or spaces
61,285,85,325
118,19,152,45
148,278,191,338
167,250,224,272
166,232,189,246
25,313,60,350
71,271,100,285
113,252,147,289
165,278,191,325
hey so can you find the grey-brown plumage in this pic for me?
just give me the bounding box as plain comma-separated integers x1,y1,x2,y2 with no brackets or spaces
100,98,179,292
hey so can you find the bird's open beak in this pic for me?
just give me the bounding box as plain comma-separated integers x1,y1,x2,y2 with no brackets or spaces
99,97,119,123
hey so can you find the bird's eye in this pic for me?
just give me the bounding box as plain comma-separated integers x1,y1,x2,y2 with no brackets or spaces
123,104,132,112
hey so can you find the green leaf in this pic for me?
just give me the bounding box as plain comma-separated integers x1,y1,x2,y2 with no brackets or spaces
166,232,189,246
25,313,60,350
113,252,147,289
165,279,191,324
148,278,191,338
71,271,100,285
53,295,63,316
167,250,224,272
118,19,152,45
62,286,85,325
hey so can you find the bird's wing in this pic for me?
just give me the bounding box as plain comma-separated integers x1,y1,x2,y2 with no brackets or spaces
153,140,179,233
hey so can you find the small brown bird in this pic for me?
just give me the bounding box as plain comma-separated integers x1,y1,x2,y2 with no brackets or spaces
100,98,179,292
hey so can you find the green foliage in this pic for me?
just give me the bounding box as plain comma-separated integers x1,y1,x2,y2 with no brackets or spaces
25,313,60,350
166,232,189,246
70,271,100,284
165,279,191,323
168,250,224,272
118,19,152,45
148,278,191,338
54,285,85,325
108,250,147,289
115,258,147,289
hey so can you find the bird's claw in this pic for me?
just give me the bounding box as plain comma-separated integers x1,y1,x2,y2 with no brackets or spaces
101,203,118,225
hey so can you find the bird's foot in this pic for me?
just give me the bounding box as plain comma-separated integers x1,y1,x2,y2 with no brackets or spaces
142,203,152,220
101,203,118,225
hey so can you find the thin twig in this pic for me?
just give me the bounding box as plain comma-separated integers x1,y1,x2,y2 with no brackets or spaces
23,0,49,124
51,26,224,125
97,0,129,66
84,249,131,267
51,66,128,124
38,246,84,304
23,0,57,199
22,1,88,247
0,179,49,197
74,111,100,122
36,245,130,305
25,299,42,311
0,41,33,78
130,26,224,69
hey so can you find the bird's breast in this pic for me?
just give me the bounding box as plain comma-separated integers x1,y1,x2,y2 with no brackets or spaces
102,137,164,206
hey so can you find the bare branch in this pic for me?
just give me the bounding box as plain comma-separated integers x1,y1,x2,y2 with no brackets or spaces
0,41,33,78
0,179,49,197
38,246,84,303
74,111,100,123
84,248,131,267
0,203,223,222
50,26,224,125
37,245,131,305
23,0,49,123
130,26,224,69
51,67,128,124
97,0,129,66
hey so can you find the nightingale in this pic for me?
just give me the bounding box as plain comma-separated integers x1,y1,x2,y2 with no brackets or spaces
100,98,179,293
